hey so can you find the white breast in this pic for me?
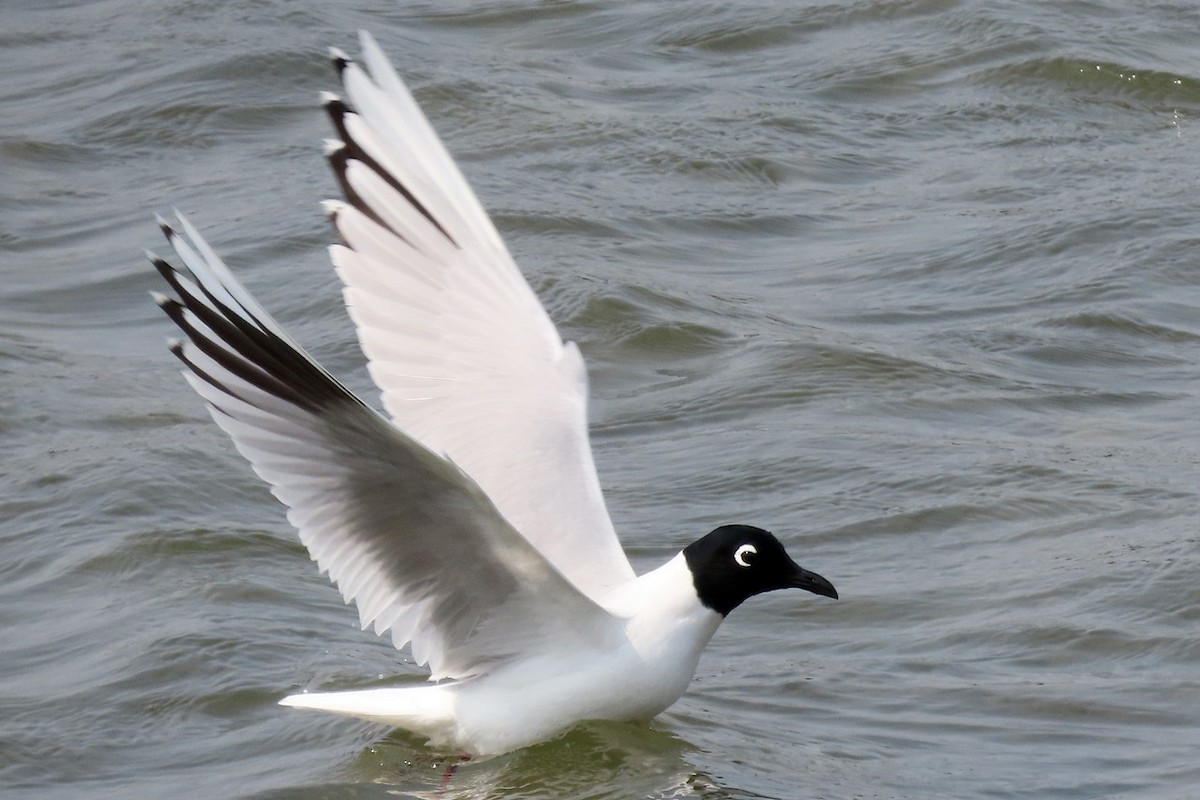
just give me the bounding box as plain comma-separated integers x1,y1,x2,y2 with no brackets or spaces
448,554,724,754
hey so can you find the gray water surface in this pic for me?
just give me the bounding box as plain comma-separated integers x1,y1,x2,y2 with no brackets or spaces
3,1,1199,798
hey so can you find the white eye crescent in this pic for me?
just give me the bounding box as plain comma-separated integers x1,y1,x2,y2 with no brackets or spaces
734,544,757,568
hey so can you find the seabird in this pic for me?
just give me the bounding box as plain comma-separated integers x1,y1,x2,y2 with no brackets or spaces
149,31,837,757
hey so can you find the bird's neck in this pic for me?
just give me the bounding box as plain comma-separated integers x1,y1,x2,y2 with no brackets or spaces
604,553,724,662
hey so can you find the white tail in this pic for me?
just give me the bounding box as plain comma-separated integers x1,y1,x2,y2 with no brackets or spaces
280,684,457,734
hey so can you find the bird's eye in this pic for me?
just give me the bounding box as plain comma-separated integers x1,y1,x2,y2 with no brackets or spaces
734,544,757,568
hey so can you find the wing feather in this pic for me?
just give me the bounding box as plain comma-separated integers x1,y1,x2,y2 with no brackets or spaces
153,217,619,680
324,33,636,597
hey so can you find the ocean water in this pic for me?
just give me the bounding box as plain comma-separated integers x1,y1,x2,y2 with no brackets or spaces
2,1,1198,798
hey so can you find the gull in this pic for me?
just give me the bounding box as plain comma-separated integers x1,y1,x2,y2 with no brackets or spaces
149,31,837,757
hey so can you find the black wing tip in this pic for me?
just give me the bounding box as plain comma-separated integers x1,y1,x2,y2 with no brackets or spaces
323,94,351,116
322,137,346,155
329,48,352,75
323,98,354,149
149,254,182,287
157,293,187,326
327,143,350,171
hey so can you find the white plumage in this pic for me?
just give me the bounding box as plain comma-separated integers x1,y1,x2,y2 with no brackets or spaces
151,30,836,757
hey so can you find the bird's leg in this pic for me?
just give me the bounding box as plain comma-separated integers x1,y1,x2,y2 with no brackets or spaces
436,754,471,794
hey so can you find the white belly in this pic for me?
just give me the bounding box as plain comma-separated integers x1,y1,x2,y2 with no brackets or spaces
279,554,725,756
450,601,723,754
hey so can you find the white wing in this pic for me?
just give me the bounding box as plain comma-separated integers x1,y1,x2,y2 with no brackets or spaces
321,31,635,599
151,216,621,680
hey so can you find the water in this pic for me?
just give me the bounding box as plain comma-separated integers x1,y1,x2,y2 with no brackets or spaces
3,1,1198,797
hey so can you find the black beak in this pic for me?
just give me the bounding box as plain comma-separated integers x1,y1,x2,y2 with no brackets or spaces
789,565,838,599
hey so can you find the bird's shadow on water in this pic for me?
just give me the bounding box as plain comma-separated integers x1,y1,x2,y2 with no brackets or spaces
320,721,730,799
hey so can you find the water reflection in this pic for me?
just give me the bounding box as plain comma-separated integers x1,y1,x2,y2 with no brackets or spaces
342,722,712,799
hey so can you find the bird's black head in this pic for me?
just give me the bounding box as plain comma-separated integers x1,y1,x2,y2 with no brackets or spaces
683,524,838,616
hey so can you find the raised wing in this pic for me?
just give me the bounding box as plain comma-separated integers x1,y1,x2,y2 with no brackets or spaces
321,32,635,598
151,215,620,680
